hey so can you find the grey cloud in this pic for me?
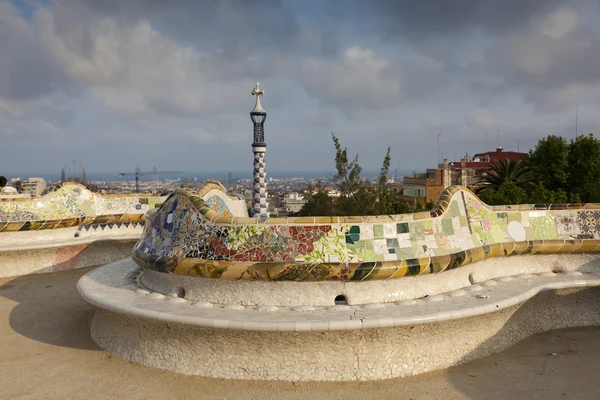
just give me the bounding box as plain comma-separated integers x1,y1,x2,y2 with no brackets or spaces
2,0,600,176
333,0,563,40
57,0,305,56
0,3,69,101
488,28,600,88
484,7,600,111
298,47,402,113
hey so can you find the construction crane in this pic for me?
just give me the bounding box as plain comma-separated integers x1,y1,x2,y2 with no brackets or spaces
118,166,183,193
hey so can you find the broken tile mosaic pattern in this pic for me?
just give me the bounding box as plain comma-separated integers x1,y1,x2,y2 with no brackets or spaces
133,185,600,281
0,183,164,232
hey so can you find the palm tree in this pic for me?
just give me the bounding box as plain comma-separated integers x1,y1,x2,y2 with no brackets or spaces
475,159,533,193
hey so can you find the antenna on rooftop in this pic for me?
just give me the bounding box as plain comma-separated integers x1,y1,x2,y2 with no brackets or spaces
399,156,402,181
496,130,500,148
437,134,442,164
485,131,488,152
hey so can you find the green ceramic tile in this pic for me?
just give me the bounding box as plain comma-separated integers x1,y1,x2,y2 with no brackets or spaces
346,226,360,244
373,224,384,239
386,238,399,248
396,247,414,258
530,216,558,240
479,232,495,244
471,233,483,247
411,240,420,252
459,216,467,227
397,222,409,234
409,222,425,240
492,215,506,225
358,248,376,261
450,201,461,217
441,218,454,235
490,225,506,242
353,240,367,249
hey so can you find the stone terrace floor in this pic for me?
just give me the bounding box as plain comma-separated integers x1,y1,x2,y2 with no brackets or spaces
1,267,600,400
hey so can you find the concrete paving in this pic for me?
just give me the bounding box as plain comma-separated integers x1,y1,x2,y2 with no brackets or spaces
1,267,600,399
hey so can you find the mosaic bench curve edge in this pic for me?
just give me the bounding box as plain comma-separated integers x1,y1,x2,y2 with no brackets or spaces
132,184,600,281
0,182,165,232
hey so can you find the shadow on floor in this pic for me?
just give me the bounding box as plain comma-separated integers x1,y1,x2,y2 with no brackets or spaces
0,239,138,350
445,286,600,399
0,264,103,351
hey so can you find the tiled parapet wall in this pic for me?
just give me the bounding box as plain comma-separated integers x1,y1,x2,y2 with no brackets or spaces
133,185,600,281
0,183,165,232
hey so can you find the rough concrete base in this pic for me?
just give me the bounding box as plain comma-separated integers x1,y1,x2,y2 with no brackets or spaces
90,287,600,381
0,239,137,278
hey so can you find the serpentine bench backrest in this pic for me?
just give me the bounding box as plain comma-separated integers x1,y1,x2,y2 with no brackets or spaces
0,183,165,232
133,185,600,281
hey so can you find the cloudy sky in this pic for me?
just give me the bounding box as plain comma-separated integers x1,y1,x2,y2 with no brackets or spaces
1,0,600,178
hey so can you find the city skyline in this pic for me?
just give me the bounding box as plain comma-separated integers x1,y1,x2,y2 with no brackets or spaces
1,0,600,175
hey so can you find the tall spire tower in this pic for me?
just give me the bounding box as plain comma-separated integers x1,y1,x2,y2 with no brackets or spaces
250,82,269,218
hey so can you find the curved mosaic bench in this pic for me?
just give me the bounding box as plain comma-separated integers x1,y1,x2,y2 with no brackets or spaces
133,185,600,281
1,181,247,278
80,181,600,381
0,183,165,278
0,182,164,232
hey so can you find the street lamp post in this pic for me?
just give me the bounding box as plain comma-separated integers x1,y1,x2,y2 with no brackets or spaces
250,82,269,219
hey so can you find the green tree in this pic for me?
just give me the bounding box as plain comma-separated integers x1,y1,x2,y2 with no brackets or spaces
475,159,532,193
332,133,391,215
528,182,568,204
527,135,569,192
390,198,413,214
298,191,334,216
374,147,393,214
567,134,600,202
414,199,426,212
332,133,363,198
479,180,529,205
334,186,378,216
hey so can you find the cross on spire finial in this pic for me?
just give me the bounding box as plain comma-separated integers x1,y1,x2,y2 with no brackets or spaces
251,82,266,113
